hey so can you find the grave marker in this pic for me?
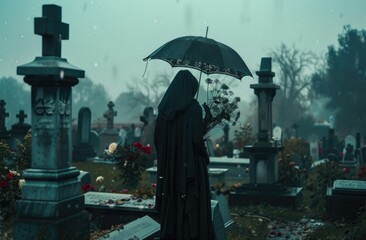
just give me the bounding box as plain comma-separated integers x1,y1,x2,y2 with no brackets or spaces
73,107,95,161
15,5,89,239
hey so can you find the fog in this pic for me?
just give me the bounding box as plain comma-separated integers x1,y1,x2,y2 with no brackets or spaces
2,0,366,102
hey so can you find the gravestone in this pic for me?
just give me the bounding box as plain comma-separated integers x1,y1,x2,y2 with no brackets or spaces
340,135,358,172
326,179,366,219
140,107,156,155
0,100,10,141
14,5,89,239
89,130,99,155
324,115,340,161
98,215,160,240
9,110,31,149
308,134,319,162
98,101,119,157
73,107,96,161
229,58,302,208
272,126,282,147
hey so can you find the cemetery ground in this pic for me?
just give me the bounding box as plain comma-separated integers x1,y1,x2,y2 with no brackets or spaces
2,161,365,239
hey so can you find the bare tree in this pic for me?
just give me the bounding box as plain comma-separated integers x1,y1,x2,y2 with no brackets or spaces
271,44,318,135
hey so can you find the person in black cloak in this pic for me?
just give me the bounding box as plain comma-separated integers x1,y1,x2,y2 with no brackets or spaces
154,70,216,240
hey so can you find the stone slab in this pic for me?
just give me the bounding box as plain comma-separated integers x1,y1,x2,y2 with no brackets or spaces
326,187,366,220
229,186,303,208
332,179,366,195
212,193,234,230
98,215,159,240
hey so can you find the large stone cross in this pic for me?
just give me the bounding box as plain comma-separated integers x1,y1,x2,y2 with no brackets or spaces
16,110,27,124
0,100,9,130
35,4,69,57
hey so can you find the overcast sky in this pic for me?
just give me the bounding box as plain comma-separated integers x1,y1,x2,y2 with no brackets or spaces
1,0,366,102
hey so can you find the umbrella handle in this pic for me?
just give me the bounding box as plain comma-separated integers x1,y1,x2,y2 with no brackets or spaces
196,70,203,99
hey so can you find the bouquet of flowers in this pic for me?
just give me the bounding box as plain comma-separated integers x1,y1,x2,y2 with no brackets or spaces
202,78,241,138
105,142,151,189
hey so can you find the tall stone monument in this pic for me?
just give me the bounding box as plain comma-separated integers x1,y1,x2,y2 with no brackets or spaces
229,58,302,207
15,5,89,239
98,101,119,157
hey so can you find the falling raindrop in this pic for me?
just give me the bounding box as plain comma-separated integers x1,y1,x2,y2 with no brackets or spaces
94,62,98,67
60,70,65,79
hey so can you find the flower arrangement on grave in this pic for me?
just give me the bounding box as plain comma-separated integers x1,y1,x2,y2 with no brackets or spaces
105,142,151,190
202,78,241,139
81,183,95,193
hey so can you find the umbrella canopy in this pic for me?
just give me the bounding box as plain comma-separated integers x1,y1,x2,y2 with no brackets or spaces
143,36,252,80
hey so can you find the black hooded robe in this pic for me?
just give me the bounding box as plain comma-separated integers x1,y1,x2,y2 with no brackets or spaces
154,70,216,240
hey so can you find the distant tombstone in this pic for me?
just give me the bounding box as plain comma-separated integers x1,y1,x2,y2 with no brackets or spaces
343,135,356,162
119,128,127,143
0,99,10,140
125,124,136,145
78,170,91,187
272,126,282,146
308,134,319,161
89,130,99,155
140,107,155,146
9,110,31,149
206,139,215,157
98,101,119,157
73,107,96,161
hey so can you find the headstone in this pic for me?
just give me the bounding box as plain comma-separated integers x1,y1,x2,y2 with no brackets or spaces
125,124,136,145
308,134,319,162
211,200,227,240
98,215,160,240
0,100,10,140
9,110,31,149
98,101,119,157
119,128,127,143
272,126,282,147
78,170,91,187
326,179,366,219
73,107,96,161
89,130,100,155
14,5,89,239
140,107,156,152
211,192,234,230
343,135,356,161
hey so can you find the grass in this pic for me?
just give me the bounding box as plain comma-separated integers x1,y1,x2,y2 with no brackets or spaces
2,161,366,239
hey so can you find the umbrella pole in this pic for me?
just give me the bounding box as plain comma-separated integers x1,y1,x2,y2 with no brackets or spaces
196,70,203,99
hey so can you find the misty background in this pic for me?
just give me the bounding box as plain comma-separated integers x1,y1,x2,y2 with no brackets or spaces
1,0,366,140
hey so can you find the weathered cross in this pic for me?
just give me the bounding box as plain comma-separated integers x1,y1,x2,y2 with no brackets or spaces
0,100,9,130
34,4,69,57
16,110,27,124
104,101,117,129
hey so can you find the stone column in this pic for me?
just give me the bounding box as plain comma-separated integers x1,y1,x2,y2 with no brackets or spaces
245,58,282,185
14,5,89,239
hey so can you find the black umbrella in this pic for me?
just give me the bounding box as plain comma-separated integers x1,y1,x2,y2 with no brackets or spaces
143,35,253,80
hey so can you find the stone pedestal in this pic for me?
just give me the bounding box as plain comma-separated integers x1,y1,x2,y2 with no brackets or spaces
15,5,89,239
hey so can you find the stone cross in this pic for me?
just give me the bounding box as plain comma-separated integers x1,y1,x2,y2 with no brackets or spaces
16,110,27,124
104,101,117,129
0,100,9,130
35,4,69,57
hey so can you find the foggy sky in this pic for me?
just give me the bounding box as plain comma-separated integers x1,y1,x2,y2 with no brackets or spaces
1,0,366,103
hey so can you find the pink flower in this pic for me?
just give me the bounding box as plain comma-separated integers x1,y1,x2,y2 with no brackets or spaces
151,183,157,189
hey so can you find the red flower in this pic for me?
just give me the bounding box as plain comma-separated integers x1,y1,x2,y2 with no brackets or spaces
0,180,8,187
81,183,95,193
133,142,143,149
6,172,14,180
151,183,157,189
343,167,351,173
142,145,151,155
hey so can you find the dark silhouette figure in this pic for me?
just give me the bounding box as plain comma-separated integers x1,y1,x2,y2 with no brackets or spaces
154,70,216,240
